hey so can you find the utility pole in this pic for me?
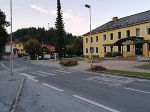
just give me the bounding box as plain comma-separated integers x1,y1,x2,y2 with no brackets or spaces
10,0,13,75
85,4,93,67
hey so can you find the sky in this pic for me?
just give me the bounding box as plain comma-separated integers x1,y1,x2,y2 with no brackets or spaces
1,0,150,36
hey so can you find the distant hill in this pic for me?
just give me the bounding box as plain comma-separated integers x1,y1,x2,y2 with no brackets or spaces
12,27,80,45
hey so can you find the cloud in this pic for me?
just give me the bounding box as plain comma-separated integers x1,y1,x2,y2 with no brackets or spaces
30,4,51,15
30,4,81,21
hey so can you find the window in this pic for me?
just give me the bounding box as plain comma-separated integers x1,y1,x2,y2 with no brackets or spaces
149,44,150,51
86,38,88,43
110,46,113,52
104,46,106,53
91,37,93,43
86,48,88,53
90,47,94,53
96,36,99,42
110,33,113,40
19,44,21,47
126,30,130,38
14,45,16,47
118,32,121,39
136,28,140,36
147,27,150,35
127,45,130,52
96,47,98,53
103,34,106,41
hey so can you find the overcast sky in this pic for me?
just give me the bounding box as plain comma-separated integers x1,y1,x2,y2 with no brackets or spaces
1,0,150,36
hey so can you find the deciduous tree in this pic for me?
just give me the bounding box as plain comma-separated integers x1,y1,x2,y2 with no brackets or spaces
0,9,9,59
24,39,42,60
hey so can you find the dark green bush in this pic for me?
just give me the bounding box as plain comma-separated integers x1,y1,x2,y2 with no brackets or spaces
104,52,122,57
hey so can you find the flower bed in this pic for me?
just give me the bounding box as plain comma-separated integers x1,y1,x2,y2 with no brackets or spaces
89,65,106,71
60,60,78,67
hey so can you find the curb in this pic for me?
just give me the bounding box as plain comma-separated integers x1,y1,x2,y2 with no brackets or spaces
10,78,26,112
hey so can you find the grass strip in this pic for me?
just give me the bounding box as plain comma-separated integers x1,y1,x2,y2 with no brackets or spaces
102,69,150,78
135,64,150,70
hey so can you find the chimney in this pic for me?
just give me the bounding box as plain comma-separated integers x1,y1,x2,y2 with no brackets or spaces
112,17,118,22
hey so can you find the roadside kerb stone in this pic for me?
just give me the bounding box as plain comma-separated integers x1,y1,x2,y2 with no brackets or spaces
10,78,25,112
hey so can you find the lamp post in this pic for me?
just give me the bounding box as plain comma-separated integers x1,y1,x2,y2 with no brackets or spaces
10,0,13,75
85,4,93,67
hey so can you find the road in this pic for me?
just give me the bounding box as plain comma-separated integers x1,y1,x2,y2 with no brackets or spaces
1,59,150,112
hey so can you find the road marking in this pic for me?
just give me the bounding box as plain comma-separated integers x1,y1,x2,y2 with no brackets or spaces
29,78,38,82
29,72,47,77
19,73,36,79
43,83,64,92
73,95,120,112
124,87,150,94
54,70,71,74
1,62,10,70
38,71,56,76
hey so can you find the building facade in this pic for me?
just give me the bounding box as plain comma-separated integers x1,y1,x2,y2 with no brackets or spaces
83,10,150,58
13,42,25,55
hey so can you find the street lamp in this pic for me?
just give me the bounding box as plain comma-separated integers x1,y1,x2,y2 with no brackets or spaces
85,4,93,66
10,0,13,75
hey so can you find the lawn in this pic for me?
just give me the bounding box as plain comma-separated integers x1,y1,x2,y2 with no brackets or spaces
103,69,150,78
135,64,150,70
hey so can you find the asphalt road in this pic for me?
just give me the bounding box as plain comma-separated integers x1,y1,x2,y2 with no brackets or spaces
1,59,150,112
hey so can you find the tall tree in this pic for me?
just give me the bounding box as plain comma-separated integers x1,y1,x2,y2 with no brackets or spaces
24,39,42,60
0,9,9,59
55,0,65,58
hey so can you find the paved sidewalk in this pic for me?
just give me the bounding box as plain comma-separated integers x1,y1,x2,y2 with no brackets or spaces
30,60,150,73
0,70,23,112
73,60,150,73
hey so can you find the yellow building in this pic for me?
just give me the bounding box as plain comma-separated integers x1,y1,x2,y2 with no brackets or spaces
13,41,25,55
83,10,150,58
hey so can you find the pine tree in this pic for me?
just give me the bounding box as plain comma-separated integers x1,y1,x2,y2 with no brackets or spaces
55,0,65,58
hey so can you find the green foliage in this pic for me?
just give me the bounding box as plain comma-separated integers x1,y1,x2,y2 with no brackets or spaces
55,0,66,58
24,39,42,60
104,52,122,57
60,60,78,67
66,37,83,57
0,9,9,59
12,27,57,44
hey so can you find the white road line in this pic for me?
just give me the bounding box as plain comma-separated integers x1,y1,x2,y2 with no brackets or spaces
54,70,71,74
124,87,150,94
73,95,120,112
43,83,64,92
83,71,101,75
29,78,38,82
19,73,36,79
1,62,10,70
29,72,47,77
38,71,56,76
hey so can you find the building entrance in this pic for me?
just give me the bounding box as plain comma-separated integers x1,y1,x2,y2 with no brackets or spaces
135,44,143,55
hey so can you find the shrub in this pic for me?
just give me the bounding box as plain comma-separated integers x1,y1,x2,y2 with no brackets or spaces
89,65,106,71
60,60,78,67
105,52,122,57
